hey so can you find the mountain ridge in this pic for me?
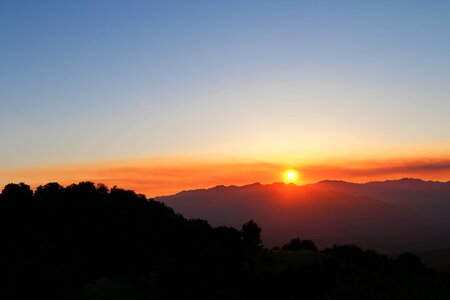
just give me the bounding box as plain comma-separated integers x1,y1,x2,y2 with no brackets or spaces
156,178,450,251
159,178,450,198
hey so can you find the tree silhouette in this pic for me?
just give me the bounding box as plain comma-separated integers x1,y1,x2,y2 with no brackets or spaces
241,220,262,254
396,252,425,273
0,181,448,299
282,238,317,251
1,182,33,205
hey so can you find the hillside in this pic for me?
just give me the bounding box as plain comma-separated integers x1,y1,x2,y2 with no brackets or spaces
2,181,450,299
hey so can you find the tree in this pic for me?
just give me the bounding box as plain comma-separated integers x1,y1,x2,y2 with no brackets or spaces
1,182,33,203
282,238,317,251
35,182,64,202
1,183,34,211
396,252,425,273
241,220,262,253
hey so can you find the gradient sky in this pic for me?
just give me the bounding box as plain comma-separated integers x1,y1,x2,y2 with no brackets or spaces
1,1,450,195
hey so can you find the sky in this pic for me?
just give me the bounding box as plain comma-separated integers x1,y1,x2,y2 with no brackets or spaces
1,1,450,195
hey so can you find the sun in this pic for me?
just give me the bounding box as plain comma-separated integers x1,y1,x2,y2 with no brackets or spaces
284,170,299,183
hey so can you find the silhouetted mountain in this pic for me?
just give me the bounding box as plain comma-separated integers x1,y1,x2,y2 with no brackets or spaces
157,180,446,251
310,178,450,221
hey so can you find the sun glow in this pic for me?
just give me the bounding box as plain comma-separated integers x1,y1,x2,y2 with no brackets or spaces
284,170,299,183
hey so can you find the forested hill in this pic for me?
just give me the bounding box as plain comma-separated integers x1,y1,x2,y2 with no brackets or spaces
1,181,450,300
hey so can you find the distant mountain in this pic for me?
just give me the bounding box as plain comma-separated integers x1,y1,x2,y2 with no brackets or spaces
309,178,450,221
157,179,450,252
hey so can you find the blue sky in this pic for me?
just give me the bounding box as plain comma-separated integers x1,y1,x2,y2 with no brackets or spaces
1,0,450,169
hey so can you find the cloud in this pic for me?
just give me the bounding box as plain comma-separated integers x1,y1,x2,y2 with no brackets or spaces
300,158,450,182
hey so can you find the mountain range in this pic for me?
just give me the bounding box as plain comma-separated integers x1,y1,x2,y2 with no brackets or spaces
157,178,450,252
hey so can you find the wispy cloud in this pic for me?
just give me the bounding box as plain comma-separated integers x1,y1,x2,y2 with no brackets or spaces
300,158,450,183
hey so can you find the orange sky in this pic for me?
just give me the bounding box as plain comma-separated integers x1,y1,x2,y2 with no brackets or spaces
1,156,449,197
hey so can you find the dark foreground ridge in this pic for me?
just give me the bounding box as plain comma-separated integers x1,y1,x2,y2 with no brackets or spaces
1,182,450,299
